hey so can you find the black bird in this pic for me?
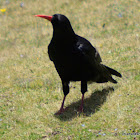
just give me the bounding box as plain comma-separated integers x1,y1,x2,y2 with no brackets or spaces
35,14,122,114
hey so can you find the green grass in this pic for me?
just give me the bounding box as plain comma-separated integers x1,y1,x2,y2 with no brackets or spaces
0,0,140,139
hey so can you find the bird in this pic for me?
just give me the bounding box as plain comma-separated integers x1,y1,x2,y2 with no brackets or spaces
35,14,122,115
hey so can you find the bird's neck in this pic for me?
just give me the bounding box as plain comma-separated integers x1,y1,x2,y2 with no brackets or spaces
53,30,76,43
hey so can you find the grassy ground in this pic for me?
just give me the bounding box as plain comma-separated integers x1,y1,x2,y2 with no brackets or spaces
0,0,140,139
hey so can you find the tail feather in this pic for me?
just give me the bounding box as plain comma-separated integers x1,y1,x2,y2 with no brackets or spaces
104,65,122,78
96,76,117,84
110,77,117,84
94,64,121,84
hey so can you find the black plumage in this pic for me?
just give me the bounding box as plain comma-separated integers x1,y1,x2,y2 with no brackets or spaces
35,14,122,114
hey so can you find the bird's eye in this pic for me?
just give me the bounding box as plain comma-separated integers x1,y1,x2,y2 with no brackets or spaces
52,15,59,25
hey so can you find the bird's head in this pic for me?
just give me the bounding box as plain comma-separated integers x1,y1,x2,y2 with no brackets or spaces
35,14,75,36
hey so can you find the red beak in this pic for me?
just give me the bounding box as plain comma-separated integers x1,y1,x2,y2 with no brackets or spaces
35,15,53,22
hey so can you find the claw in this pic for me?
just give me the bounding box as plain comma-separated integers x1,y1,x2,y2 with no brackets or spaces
55,95,66,115
78,106,83,113
55,108,65,115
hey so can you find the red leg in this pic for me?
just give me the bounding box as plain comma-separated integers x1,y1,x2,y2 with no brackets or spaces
79,94,84,112
55,95,66,115
79,81,87,112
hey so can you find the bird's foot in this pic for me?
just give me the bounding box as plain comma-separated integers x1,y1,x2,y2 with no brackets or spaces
55,108,65,115
78,106,83,113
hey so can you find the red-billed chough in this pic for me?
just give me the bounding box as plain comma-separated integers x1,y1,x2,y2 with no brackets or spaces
35,14,122,114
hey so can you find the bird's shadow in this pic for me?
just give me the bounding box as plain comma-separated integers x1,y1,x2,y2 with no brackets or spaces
54,86,114,121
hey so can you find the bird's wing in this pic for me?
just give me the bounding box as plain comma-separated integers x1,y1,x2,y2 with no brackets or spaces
73,35,116,83
74,35,102,63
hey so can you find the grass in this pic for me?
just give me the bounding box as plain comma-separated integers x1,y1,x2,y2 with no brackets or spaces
0,0,140,139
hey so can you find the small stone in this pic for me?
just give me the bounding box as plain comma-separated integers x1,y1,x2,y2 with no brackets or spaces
81,124,85,127
118,13,122,17
20,2,24,8
20,54,24,58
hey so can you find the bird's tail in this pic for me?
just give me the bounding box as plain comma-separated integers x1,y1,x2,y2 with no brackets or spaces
104,65,122,78
95,64,122,84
